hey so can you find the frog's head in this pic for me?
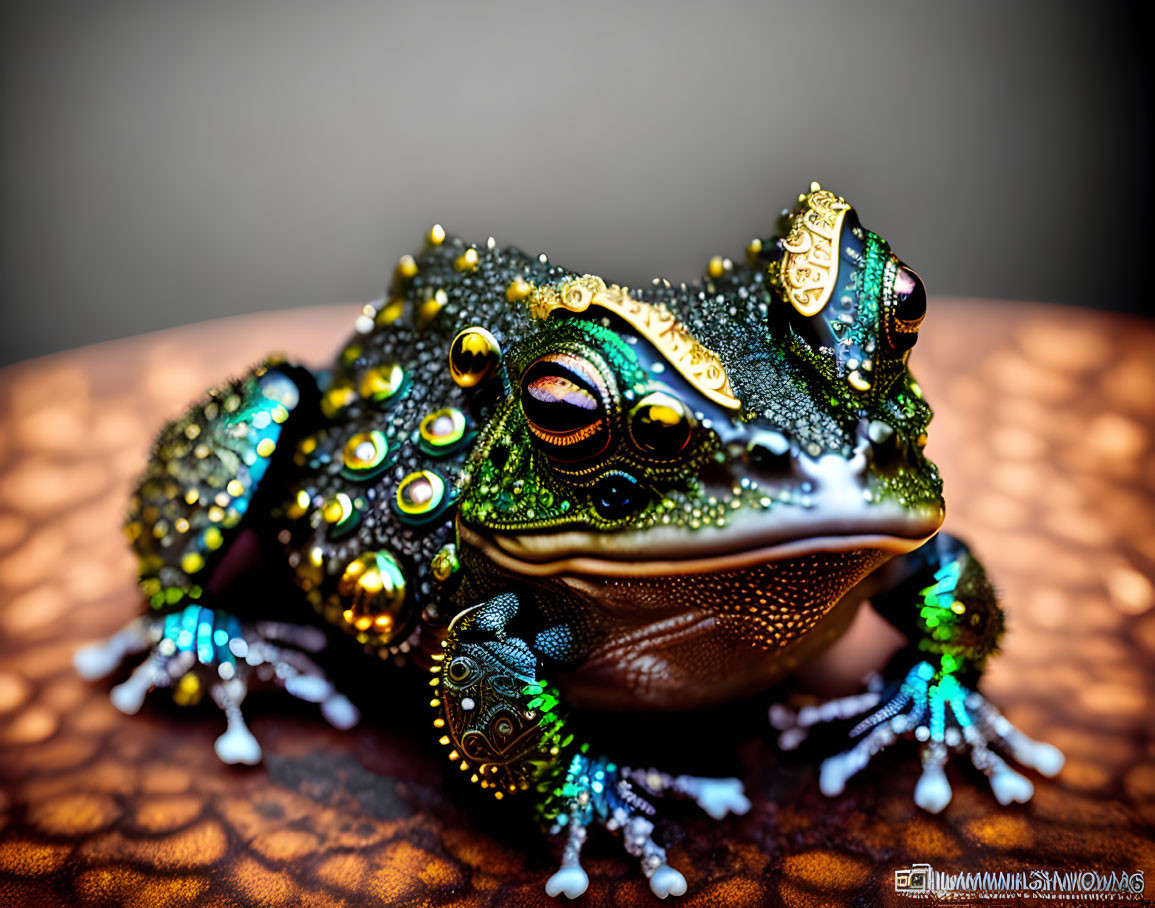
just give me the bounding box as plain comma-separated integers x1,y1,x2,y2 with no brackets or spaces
455,184,943,698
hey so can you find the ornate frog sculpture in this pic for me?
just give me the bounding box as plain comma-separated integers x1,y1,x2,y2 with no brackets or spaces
76,183,1063,899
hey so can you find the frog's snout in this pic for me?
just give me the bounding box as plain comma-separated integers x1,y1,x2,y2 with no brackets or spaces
718,417,933,510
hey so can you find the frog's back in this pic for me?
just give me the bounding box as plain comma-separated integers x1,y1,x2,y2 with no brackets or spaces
272,231,576,655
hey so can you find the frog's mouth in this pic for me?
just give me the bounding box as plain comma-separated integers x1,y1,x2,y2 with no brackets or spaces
457,502,940,580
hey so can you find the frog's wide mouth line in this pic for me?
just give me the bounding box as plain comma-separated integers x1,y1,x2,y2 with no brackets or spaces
457,517,936,580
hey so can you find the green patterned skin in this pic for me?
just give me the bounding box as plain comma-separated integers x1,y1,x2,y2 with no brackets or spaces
81,186,1063,900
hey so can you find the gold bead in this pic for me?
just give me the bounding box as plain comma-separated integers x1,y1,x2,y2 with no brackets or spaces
359,364,405,404
287,488,311,519
628,391,693,455
449,327,501,388
430,544,459,583
395,470,446,520
341,430,389,478
454,248,479,271
396,254,418,280
321,493,358,533
416,290,447,329
506,277,532,302
337,550,407,640
376,298,405,326
428,223,446,246
419,407,466,451
181,552,205,574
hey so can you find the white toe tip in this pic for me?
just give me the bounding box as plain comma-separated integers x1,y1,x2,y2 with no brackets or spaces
284,674,332,703
1025,741,1065,777
74,644,120,680
818,756,849,797
778,727,807,751
695,778,751,819
545,866,589,899
990,768,1033,805
321,693,360,730
109,682,146,715
913,765,952,814
768,703,795,730
214,728,262,765
649,865,687,899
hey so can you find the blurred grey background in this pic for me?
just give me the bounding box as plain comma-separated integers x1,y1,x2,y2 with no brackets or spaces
1,0,1150,365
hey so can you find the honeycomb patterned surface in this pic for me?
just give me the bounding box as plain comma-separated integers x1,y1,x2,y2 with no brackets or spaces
0,301,1153,907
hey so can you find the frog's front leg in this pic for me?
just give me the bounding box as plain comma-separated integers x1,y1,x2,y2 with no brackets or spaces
435,594,750,900
772,533,1063,813
75,360,359,762
77,607,358,763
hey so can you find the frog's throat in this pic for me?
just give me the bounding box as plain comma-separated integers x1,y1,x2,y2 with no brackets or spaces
523,275,741,411
457,519,932,580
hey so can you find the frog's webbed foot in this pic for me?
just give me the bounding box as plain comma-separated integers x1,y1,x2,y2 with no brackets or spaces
771,661,1063,813
544,755,750,900
75,607,359,764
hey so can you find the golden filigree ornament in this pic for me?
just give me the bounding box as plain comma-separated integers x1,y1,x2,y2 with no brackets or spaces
773,181,852,318
524,276,741,411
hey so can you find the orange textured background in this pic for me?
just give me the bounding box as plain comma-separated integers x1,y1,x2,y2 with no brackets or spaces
1,300,1153,907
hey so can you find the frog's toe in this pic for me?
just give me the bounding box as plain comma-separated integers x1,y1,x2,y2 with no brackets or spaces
912,748,952,813
770,690,883,751
320,692,360,730
672,775,751,820
544,755,745,899
649,864,688,899
275,657,361,730
75,619,153,681
77,607,359,764
212,696,263,765
817,723,900,797
545,864,589,899
965,691,1065,777
108,656,169,715
801,662,1064,812
984,756,1034,806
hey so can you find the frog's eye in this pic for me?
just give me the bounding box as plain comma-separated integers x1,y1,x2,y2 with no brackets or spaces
520,352,612,463
881,265,926,353
628,391,694,457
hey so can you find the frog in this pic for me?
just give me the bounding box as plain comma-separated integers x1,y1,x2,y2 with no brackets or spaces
74,183,1064,899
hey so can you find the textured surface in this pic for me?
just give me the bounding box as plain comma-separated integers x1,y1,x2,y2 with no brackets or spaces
1,300,1154,906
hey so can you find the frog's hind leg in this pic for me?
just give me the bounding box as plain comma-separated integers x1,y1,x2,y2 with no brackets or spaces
75,359,359,761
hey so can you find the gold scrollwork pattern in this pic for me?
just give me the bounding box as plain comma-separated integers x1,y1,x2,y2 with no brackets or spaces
775,182,852,318
433,634,543,798
525,276,741,411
